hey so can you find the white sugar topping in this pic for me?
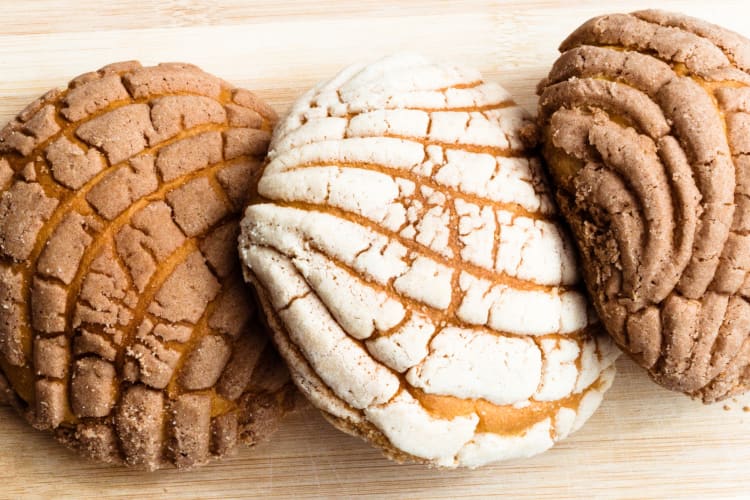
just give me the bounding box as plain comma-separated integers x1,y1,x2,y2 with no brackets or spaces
239,54,618,468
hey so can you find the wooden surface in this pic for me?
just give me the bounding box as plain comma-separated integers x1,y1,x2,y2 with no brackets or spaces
1,1,750,498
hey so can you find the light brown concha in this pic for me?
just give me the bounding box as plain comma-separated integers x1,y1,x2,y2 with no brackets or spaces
0,61,295,469
538,10,750,402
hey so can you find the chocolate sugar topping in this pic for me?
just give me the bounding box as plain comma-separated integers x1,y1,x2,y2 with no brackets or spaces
538,10,750,402
0,61,295,469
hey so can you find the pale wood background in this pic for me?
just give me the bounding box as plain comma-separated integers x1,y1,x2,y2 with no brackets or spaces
1,1,750,498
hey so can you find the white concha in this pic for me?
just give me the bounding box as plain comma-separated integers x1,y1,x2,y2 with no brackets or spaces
239,53,619,468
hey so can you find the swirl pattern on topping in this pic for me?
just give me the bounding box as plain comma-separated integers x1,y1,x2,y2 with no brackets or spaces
538,10,750,402
0,61,295,469
239,54,618,468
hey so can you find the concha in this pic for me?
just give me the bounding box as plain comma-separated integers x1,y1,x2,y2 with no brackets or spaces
240,54,618,467
0,61,296,469
538,10,750,402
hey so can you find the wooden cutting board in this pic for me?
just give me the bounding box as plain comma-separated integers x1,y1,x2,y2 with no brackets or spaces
1,1,749,498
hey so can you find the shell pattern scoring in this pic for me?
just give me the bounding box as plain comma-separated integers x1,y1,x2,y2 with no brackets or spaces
0,62,295,469
240,54,619,467
538,10,750,402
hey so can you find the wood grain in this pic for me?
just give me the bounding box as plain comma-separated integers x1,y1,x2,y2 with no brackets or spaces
1,1,749,498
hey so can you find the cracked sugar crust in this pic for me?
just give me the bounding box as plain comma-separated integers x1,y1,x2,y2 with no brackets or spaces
538,10,750,403
239,53,619,468
0,61,296,470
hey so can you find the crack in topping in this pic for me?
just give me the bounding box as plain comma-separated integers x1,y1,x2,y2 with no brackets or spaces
538,9,750,402
239,53,618,468
0,61,295,470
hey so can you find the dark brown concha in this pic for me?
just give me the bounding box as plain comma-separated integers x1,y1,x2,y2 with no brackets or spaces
538,10,750,402
0,61,295,469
